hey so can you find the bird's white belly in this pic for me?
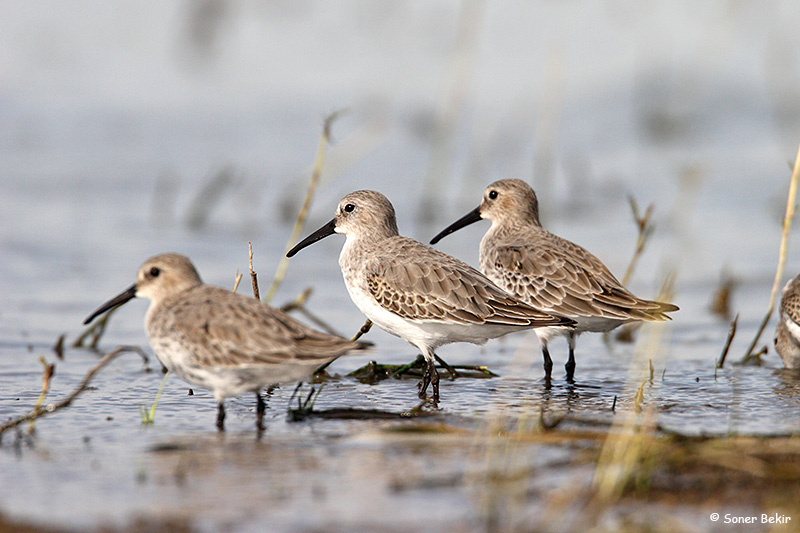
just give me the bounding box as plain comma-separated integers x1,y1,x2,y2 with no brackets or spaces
344,281,532,352
784,314,800,343
148,336,316,402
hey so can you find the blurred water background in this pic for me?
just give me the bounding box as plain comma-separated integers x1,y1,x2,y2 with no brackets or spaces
2,2,800,531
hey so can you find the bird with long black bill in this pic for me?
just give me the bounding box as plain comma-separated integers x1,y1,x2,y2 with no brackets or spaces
430,179,678,383
287,190,575,402
84,253,368,431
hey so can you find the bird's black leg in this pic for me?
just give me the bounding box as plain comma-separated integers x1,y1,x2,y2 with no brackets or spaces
216,402,226,431
255,392,266,431
565,347,576,382
542,345,553,388
418,363,431,398
430,358,440,403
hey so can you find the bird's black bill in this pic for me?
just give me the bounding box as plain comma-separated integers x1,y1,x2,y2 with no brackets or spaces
83,284,137,325
429,206,483,245
286,218,337,257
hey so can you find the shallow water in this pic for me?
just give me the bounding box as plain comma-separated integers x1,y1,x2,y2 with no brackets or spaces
3,2,800,531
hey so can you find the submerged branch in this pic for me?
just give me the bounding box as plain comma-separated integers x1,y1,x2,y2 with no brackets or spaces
0,346,137,438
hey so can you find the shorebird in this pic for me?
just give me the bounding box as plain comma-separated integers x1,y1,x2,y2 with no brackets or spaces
775,274,800,369
83,253,367,431
286,190,574,402
430,179,678,382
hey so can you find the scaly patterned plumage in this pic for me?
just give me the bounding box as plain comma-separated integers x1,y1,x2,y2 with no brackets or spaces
431,178,678,382
84,253,367,430
775,275,800,369
287,190,574,402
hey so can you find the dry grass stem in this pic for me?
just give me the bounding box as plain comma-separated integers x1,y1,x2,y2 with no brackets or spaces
232,271,243,293
603,197,655,347
716,313,739,373
279,288,342,337
709,269,736,319
620,196,655,286
0,346,135,438
279,287,313,313
743,143,800,360
28,357,55,434
248,242,260,300
266,110,345,303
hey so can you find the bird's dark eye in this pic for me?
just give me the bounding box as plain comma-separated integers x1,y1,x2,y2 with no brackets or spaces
150,267,160,277
488,190,498,200
344,203,355,213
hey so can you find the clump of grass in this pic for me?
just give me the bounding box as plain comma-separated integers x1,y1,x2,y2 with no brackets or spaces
591,273,674,503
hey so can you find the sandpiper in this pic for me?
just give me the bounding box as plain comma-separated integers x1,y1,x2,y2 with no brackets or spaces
775,274,800,369
286,190,574,402
430,179,678,382
83,253,367,431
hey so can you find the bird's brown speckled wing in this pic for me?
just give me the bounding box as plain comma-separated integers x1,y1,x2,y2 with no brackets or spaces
152,286,366,368
364,238,571,328
485,236,677,321
782,291,800,325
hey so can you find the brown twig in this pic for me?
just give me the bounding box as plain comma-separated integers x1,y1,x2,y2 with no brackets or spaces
312,318,375,376
0,346,134,438
249,242,260,300
71,306,119,350
742,144,800,360
716,313,738,373
53,334,65,360
351,319,373,342
266,110,346,303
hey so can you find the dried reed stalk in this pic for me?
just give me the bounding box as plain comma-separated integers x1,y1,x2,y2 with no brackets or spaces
265,110,345,303
742,144,800,360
